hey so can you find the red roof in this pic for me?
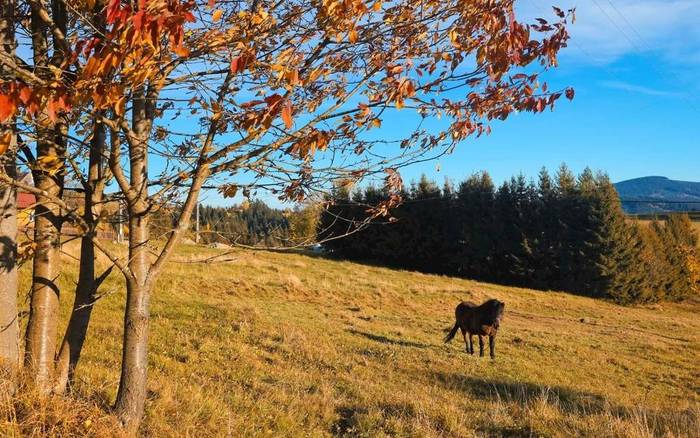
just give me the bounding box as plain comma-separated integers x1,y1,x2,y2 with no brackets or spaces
17,192,36,209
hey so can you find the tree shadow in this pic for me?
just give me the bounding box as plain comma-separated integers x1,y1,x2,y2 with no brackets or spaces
330,405,366,436
0,236,16,272
428,371,610,416
346,329,430,349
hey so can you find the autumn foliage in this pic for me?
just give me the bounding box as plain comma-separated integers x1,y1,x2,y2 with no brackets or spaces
0,0,576,432
1,1,575,187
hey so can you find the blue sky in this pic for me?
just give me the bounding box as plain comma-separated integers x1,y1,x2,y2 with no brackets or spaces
397,0,700,188
192,1,700,207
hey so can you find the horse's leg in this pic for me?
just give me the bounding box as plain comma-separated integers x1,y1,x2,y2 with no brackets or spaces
468,334,474,355
489,335,496,359
460,327,468,352
478,336,484,357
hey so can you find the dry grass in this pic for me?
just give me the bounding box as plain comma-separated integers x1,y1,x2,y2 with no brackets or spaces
636,219,700,239
4,242,700,437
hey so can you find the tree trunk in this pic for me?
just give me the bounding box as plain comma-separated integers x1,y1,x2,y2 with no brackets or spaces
114,204,151,434
24,0,67,393
53,0,107,394
114,271,151,435
24,168,63,392
0,146,18,386
115,90,152,433
53,117,106,394
0,0,18,388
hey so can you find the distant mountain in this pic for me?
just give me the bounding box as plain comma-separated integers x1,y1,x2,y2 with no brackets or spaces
614,176,700,214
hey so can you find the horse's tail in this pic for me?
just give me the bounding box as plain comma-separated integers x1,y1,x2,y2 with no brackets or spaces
444,322,459,343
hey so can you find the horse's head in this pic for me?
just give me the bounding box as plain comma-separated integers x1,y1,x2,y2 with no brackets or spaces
484,299,505,322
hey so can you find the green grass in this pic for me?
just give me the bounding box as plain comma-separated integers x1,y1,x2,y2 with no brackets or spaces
5,242,700,437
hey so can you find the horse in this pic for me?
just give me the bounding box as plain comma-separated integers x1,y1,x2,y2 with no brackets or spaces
444,299,505,359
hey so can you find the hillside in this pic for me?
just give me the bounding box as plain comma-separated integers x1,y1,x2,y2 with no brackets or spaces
7,244,700,437
615,176,700,214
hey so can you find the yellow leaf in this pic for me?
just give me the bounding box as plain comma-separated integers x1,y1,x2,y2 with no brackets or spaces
0,131,12,155
114,96,126,117
212,9,223,22
308,67,322,82
221,184,238,198
36,155,63,176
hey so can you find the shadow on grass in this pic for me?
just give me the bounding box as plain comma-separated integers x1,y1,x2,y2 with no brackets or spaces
330,406,366,436
429,371,609,415
347,329,429,349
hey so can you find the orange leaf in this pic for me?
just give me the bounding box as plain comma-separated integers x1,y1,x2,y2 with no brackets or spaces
19,87,32,105
281,101,293,129
47,99,58,121
230,55,249,74
212,9,223,22
0,94,16,122
174,45,190,57
0,131,12,155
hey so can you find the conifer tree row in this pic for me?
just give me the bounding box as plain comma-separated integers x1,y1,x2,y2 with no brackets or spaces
319,165,699,304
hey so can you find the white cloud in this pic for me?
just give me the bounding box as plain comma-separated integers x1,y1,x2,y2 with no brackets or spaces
518,0,700,64
599,80,683,97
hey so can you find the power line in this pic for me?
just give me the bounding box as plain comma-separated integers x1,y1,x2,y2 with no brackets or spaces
604,0,650,45
589,0,700,113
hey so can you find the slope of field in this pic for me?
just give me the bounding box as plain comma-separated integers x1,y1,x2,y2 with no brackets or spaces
8,244,700,437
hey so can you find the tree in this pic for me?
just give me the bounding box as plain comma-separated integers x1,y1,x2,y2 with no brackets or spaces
656,214,699,300
287,202,322,245
1,0,574,431
21,0,71,393
454,172,496,279
53,0,113,395
588,174,650,303
552,163,579,291
0,0,18,388
531,167,556,288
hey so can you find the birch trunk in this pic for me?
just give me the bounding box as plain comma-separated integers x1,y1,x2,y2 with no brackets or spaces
114,90,152,433
23,0,67,393
0,0,18,386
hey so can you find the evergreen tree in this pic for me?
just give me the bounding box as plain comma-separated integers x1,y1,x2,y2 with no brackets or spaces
317,166,697,305
584,174,650,302
454,172,496,280
531,167,557,288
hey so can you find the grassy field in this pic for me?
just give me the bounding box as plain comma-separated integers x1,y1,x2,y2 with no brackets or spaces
635,218,700,237
4,242,700,437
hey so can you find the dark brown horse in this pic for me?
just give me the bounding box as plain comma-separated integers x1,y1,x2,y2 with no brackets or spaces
444,299,505,359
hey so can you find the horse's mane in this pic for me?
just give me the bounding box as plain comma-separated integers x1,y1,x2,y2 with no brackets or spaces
479,299,505,324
